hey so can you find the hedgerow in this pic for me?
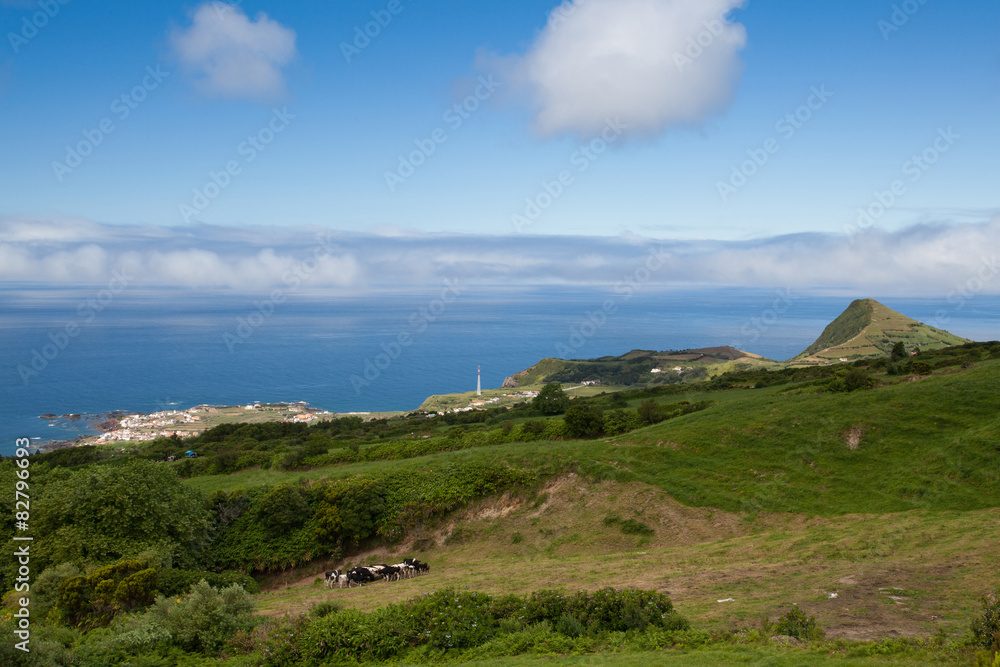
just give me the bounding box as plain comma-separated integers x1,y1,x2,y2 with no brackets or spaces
259,587,688,665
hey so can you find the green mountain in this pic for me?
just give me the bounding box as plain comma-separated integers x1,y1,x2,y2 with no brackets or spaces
794,298,970,362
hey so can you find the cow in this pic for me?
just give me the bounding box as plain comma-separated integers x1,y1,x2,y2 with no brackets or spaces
346,567,378,587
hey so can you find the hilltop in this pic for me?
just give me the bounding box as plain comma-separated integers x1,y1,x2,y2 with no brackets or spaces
794,298,970,363
501,346,771,389
487,300,970,398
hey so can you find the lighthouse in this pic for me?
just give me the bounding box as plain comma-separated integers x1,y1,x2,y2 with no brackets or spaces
477,366,482,396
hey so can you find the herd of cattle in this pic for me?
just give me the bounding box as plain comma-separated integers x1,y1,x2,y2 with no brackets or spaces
324,557,430,589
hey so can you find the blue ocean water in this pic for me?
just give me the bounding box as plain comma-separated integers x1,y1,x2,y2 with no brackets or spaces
2,286,998,455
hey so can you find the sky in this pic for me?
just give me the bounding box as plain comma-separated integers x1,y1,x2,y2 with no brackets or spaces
1,0,998,293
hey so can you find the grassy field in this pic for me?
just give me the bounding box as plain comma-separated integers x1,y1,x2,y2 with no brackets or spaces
185,360,1000,516
403,647,963,666
168,354,1000,663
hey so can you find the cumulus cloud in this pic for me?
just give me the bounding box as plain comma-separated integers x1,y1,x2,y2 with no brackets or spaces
2,217,999,297
169,2,297,101
493,0,747,139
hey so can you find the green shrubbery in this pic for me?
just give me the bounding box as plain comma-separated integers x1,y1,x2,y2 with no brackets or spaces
972,587,1000,651
775,604,824,640
212,461,538,572
260,587,688,665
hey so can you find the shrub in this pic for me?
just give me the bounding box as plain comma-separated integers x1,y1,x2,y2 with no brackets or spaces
555,613,585,638
533,383,570,415
828,368,875,392
638,399,664,425
972,588,1000,651
912,361,933,375
775,604,823,640
563,404,605,438
619,518,655,536
147,580,256,654
157,568,260,597
603,409,642,436
311,599,342,618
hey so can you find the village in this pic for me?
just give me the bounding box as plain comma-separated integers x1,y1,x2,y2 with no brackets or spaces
91,402,333,444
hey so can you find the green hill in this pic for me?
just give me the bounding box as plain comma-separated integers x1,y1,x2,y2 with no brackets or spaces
794,298,970,362
502,346,768,388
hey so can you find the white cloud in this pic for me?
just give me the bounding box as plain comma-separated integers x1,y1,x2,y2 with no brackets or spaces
169,3,297,101
2,217,999,297
495,0,747,139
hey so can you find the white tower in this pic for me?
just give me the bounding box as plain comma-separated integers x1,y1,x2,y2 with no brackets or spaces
477,366,482,396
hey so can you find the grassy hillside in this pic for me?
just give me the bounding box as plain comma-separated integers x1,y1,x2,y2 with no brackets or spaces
796,298,970,362
5,342,999,665
501,347,766,390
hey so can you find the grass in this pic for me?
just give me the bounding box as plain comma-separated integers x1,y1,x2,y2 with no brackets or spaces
254,472,999,644
186,360,1000,518
173,356,1000,662
798,299,970,361
398,646,964,666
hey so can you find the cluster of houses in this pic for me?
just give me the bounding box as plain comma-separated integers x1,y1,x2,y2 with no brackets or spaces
97,410,203,443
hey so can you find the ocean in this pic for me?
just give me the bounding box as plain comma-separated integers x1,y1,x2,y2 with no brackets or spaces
2,285,998,456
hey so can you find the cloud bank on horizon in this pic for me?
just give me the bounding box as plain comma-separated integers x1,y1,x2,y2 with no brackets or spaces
495,0,748,139
1,217,998,298
169,3,298,101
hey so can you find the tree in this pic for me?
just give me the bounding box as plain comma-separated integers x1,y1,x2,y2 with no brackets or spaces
638,399,664,425
890,342,908,361
533,383,570,415
564,404,605,438
31,460,211,572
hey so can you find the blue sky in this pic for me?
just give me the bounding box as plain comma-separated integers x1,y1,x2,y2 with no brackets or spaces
0,0,998,291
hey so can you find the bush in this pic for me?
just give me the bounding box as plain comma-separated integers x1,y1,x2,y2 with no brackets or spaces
828,368,875,393
268,587,687,663
973,588,1000,651
603,409,642,436
619,518,655,536
563,404,605,438
533,383,570,415
311,599,342,618
157,568,260,597
555,613,585,638
147,580,256,654
638,399,664,425
775,604,823,640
